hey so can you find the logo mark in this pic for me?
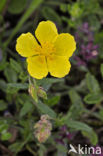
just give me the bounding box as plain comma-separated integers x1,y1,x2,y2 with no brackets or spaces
68,144,102,155
68,144,77,154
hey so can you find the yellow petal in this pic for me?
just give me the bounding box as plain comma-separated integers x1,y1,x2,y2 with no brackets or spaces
47,55,71,78
27,56,48,79
54,33,76,57
16,32,39,57
35,21,58,44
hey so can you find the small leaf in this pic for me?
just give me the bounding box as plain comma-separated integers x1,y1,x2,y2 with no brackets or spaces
86,73,101,93
0,79,7,92
0,124,8,133
68,89,84,119
100,64,103,78
10,58,22,73
19,72,28,82
64,120,92,132
0,100,7,111
20,101,33,117
36,101,56,118
84,93,103,104
44,95,60,106
88,15,100,31
57,144,67,153
69,89,83,105
95,31,103,58
16,93,31,105
9,135,31,153
99,108,103,119
42,7,61,25
82,130,98,145
6,83,28,93
60,4,67,13
37,78,64,91
1,132,12,141
68,2,83,18
9,142,24,153
4,66,17,83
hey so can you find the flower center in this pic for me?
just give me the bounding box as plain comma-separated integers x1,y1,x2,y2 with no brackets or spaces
34,42,55,57
38,42,55,57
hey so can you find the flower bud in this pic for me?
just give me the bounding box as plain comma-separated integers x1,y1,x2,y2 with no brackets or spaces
37,87,47,99
29,84,38,103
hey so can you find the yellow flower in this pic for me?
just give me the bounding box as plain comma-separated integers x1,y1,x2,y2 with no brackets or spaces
16,20,76,79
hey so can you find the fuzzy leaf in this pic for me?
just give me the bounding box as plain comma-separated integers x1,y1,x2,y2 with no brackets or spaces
65,120,92,132
20,101,33,117
10,58,22,73
36,101,56,118
86,73,100,93
100,64,103,78
82,130,98,145
84,93,103,104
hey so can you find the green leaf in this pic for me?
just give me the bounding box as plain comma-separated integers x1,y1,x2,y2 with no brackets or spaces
36,101,56,118
9,134,31,154
10,58,22,73
65,120,92,132
0,100,7,111
9,142,24,153
69,89,83,105
19,72,28,82
0,57,8,71
84,93,103,104
4,66,17,83
100,64,103,78
82,130,98,145
0,79,7,92
20,101,33,117
42,7,61,25
99,108,103,119
60,4,67,13
68,2,83,18
8,0,27,14
37,78,64,91
16,93,31,105
1,132,12,141
0,0,7,13
68,89,84,119
44,95,60,106
95,31,103,58
0,123,8,133
86,73,101,93
57,144,67,153
88,15,100,31
6,83,28,93
60,90,84,123
38,144,46,156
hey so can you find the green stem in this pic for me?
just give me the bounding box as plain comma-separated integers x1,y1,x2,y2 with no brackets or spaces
26,144,37,156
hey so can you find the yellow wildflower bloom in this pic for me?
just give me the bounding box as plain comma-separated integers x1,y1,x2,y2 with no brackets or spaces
16,21,76,79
